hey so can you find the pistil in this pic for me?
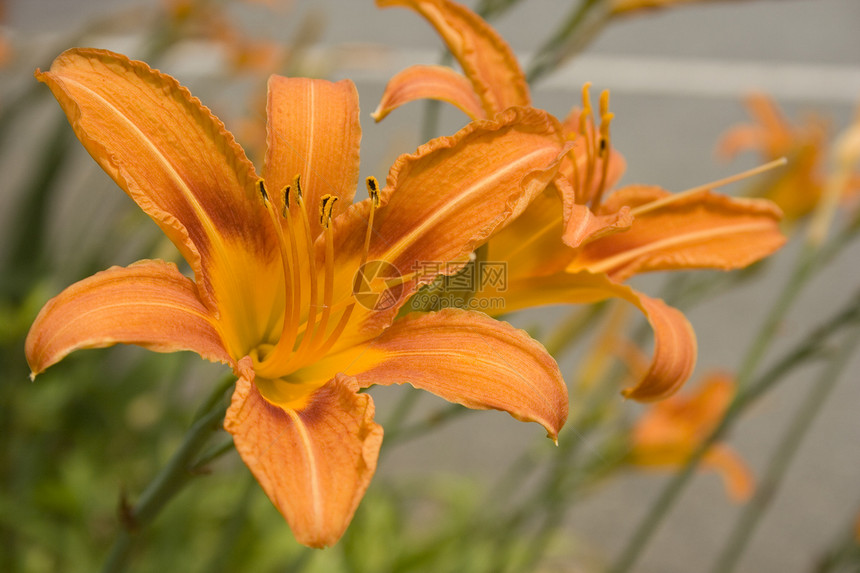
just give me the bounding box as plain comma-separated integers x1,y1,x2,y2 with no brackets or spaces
629,158,788,218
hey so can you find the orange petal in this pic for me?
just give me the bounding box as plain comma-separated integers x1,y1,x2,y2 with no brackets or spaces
485,186,574,280
225,368,383,548
377,0,530,116
325,106,568,348
715,125,770,160
563,203,634,249
372,64,486,122
474,271,697,401
569,185,786,281
703,444,755,502
36,48,280,357
371,107,566,265
264,76,361,240
307,308,568,441
25,260,230,378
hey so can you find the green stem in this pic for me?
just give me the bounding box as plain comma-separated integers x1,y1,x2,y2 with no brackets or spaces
384,403,471,446
712,326,860,573
610,284,860,573
735,244,817,389
813,507,860,573
475,0,524,19
200,474,257,573
543,302,606,357
101,379,232,573
526,0,609,84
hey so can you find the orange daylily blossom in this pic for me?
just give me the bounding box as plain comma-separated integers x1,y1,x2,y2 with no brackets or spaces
629,372,754,501
163,0,285,74
716,93,858,222
374,0,786,400
25,48,571,547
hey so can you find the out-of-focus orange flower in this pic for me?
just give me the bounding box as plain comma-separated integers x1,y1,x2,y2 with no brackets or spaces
27,48,571,547
375,0,786,401
630,372,754,501
717,93,842,222
162,0,286,74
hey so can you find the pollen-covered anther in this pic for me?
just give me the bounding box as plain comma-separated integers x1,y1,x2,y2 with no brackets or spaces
579,81,593,136
320,194,339,229
282,185,292,213
292,174,304,199
366,176,380,206
256,178,269,202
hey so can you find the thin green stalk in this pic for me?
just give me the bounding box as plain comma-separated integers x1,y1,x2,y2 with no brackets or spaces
610,285,860,573
712,325,860,573
526,0,610,84
814,507,860,573
475,0,524,19
735,243,818,390
492,373,624,570
543,302,607,357
101,379,233,573
384,403,472,446
190,437,236,472
200,474,257,573
380,389,422,438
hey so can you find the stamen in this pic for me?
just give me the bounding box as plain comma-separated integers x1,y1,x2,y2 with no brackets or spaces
278,185,303,351
307,176,381,360
256,175,319,378
630,157,788,217
579,83,597,202
591,110,615,209
579,82,592,136
307,195,338,352
255,179,302,376
286,189,321,364
366,175,380,207
599,89,610,120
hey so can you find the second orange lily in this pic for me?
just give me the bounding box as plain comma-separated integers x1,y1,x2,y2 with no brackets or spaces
374,0,787,400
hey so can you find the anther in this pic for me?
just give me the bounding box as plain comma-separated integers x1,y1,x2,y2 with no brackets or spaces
292,174,303,199
579,82,593,135
599,90,610,118
282,185,291,216
256,179,269,202
366,176,380,206
319,194,338,228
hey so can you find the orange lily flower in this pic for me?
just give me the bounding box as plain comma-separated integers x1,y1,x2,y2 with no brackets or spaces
717,93,835,221
374,0,786,400
163,0,285,74
25,48,571,547
718,93,860,224
629,372,754,501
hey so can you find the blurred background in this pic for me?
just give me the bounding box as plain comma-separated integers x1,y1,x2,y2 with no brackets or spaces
2,1,859,571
